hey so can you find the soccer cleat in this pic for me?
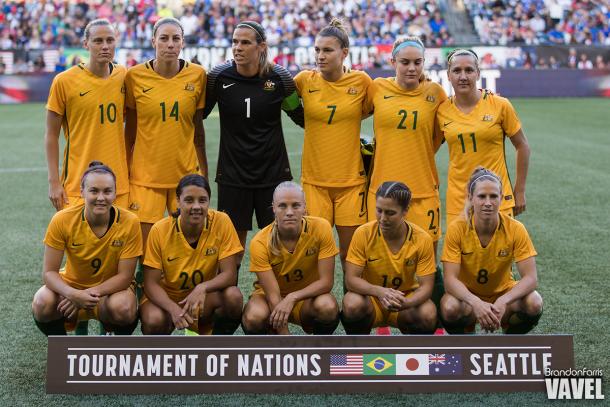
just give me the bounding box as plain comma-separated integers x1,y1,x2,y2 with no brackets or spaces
434,327,446,335
184,328,198,336
375,326,391,335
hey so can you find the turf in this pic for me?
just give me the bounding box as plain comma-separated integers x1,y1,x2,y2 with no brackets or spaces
0,98,608,405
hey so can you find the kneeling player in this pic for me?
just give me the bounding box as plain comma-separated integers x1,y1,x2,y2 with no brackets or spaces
140,175,243,335
32,162,142,335
342,182,437,334
440,167,543,334
242,182,340,335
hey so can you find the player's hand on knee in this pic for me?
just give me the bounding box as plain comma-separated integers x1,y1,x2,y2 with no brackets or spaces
179,284,207,320
57,297,78,319
377,287,403,311
171,304,193,330
70,289,100,309
491,298,509,321
472,299,500,332
270,296,295,330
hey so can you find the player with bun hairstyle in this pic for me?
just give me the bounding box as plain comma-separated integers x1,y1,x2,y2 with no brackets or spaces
242,182,340,335
140,174,243,335
437,49,531,226
203,21,304,274
32,161,142,335
440,167,543,334
294,18,373,274
342,181,437,334
45,18,129,211
125,17,207,248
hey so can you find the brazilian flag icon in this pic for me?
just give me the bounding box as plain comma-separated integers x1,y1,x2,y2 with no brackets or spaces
364,354,396,375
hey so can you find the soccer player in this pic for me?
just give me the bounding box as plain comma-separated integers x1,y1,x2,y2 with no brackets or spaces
203,21,304,270
367,36,446,250
140,175,243,335
32,162,142,335
124,17,207,247
440,167,543,334
45,18,129,211
342,182,437,335
437,49,530,226
242,182,340,335
294,18,373,273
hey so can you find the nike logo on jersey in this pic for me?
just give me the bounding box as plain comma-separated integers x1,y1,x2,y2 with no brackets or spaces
461,251,473,256
79,91,91,97
167,256,180,262
308,89,320,93
72,242,84,247
143,87,153,93
383,95,396,99
443,121,453,127
271,261,283,267
367,257,380,262
223,83,236,89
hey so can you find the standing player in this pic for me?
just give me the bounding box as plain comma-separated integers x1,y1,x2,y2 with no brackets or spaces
342,182,437,335
242,182,340,335
125,17,207,247
437,49,530,226
45,18,129,211
32,162,142,335
294,18,373,273
440,167,543,334
203,21,304,270
140,175,243,335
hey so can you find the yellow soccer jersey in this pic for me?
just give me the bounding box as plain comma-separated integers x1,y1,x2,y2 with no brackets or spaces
437,90,522,215
249,216,339,297
143,210,242,300
441,212,537,298
43,204,142,290
369,79,447,198
46,63,129,196
125,60,206,188
347,220,436,293
294,69,373,187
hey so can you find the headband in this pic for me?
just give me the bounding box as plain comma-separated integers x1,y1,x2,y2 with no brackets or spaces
236,22,266,42
469,174,500,195
449,49,479,63
392,40,424,58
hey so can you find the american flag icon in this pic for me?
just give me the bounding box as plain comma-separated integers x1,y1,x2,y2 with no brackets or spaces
329,354,363,375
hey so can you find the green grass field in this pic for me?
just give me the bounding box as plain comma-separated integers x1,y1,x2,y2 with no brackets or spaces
0,99,608,405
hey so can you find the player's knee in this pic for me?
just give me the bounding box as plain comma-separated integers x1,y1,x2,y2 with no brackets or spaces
341,293,368,320
440,294,463,323
222,286,244,317
524,291,543,316
313,294,338,322
107,297,137,326
241,305,268,333
140,309,171,335
417,301,438,330
32,287,58,321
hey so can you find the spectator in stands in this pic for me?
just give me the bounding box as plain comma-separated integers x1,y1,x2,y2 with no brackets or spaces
568,48,577,68
536,57,549,69
577,53,593,69
595,55,606,69
548,55,561,69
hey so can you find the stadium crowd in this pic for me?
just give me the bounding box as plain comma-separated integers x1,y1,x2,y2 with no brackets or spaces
465,0,610,46
0,0,453,49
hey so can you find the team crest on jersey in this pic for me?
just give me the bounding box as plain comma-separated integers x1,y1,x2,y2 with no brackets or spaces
405,258,416,266
305,247,318,256
498,249,509,257
426,95,435,103
263,80,276,91
482,114,493,121
184,83,195,91
347,87,358,95
205,247,218,256
129,203,139,211
111,240,124,247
